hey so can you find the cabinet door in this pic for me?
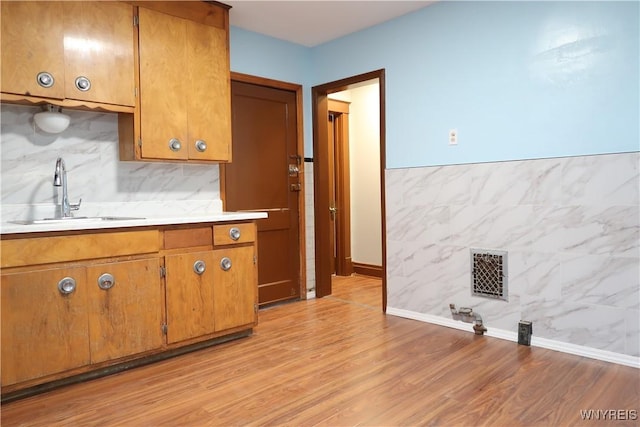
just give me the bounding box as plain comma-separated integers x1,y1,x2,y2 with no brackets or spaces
165,251,216,343
1,267,89,386
63,2,135,106
86,258,163,364
138,7,188,160
1,1,65,99
213,246,257,331
185,20,231,162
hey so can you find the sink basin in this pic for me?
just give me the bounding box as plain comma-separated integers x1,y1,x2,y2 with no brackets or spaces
10,216,146,225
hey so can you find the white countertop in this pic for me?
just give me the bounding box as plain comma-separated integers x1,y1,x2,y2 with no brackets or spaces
1,208,267,235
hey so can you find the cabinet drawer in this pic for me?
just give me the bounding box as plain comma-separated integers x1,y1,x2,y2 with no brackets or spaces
164,227,213,250
213,223,255,246
1,230,159,268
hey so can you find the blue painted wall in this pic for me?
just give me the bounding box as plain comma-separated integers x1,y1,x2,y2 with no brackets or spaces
230,1,639,168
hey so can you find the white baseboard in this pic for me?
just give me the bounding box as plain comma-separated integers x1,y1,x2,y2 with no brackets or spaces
386,307,640,369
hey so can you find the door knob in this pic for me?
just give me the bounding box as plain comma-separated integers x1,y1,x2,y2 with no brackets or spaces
329,205,337,220
58,277,77,295
195,140,207,152
98,273,115,290
169,138,182,151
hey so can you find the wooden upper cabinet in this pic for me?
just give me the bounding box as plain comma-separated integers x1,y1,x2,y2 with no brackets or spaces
62,2,135,106
1,2,66,100
0,1,135,107
137,3,231,162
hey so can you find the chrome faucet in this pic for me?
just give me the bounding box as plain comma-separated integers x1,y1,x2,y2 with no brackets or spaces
53,157,81,218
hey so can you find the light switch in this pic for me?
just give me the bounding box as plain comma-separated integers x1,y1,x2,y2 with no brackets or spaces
449,129,458,145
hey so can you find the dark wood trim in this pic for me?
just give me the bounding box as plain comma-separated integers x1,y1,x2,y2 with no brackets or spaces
225,72,307,300
328,103,353,277
352,262,383,279
312,69,387,312
328,99,350,114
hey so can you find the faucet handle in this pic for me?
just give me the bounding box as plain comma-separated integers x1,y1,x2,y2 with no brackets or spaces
70,198,82,211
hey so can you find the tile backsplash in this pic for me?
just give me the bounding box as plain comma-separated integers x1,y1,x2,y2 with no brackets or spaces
1,104,220,219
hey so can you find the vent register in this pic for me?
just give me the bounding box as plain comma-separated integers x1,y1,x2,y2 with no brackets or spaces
470,249,508,301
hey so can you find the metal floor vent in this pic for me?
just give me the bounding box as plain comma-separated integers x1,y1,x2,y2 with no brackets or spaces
470,249,508,301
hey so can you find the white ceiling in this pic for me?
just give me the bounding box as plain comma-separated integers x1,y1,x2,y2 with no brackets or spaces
225,1,434,47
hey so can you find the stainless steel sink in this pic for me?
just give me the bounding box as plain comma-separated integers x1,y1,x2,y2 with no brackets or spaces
10,216,146,225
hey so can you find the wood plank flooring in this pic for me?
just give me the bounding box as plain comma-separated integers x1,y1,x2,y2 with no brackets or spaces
2,275,638,426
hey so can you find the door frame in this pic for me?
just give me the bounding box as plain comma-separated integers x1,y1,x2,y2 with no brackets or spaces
328,99,353,276
221,72,307,300
312,69,387,312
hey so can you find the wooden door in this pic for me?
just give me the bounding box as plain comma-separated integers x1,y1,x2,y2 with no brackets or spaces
165,251,216,343
1,1,65,99
224,79,301,305
185,19,231,162
1,267,90,386
328,102,353,277
138,7,188,160
63,2,135,106
213,246,257,331
86,258,163,364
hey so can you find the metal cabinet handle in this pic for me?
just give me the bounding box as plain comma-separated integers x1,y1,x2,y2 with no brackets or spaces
74,76,91,92
193,260,206,275
229,227,241,241
220,257,232,271
195,140,207,152
169,138,182,152
98,273,115,290
37,71,54,88
58,277,77,295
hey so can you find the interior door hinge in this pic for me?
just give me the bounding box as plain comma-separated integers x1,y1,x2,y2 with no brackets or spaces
254,304,258,313
159,266,166,278
138,138,143,148
133,14,139,27
253,255,257,265
161,323,168,335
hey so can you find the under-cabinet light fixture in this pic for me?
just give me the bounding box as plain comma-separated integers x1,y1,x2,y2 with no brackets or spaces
34,104,70,134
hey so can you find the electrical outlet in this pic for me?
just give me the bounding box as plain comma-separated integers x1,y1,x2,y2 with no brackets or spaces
448,129,458,145
518,320,532,346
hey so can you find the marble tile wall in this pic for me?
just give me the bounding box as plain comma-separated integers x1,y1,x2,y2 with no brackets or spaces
1,104,220,219
386,152,639,356
304,160,316,295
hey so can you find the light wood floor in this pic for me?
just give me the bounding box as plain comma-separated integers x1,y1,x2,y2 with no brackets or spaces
2,275,638,426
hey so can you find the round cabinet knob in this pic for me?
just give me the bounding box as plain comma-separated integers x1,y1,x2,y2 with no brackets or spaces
220,257,232,271
98,273,115,290
169,138,182,152
58,277,77,295
36,71,54,88
74,76,91,92
229,227,241,241
195,140,207,152
193,260,206,275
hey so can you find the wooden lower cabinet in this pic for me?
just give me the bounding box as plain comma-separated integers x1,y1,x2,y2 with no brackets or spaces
165,245,257,343
86,258,164,364
165,250,217,344
1,266,91,386
0,221,258,397
213,246,257,332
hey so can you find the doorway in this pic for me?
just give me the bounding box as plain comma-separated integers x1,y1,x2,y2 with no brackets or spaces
312,69,387,312
223,72,306,306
